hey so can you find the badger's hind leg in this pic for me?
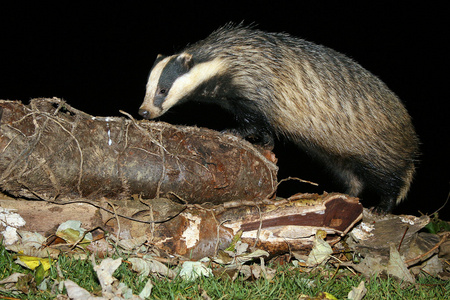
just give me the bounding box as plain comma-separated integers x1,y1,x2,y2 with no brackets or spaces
377,163,415,212
329,158,391,212
334,159,415,213
340,169,395,212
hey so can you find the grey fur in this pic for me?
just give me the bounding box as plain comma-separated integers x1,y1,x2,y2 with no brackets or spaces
140,24,420,212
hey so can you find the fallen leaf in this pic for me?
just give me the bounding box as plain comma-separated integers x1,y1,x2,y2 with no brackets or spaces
298,291,338,299
86,239,114,258
35,261,48,285
128,256,176,279
317,292,338,299
179,261,212,281
387,244,415,283
93,257,123,294
214,250,234,265
64,256,147,299
214,248,269,266
63,279,97,300
236,249,269,264
306,232,333,267
349,256,385,277
348,281,367,300
0,272,28,291
138,279,153,299
0,272,27,285
237,263,277,281
5,230,59,257
234,242,249,256
15,255,51,271
410,254,443,277
1,226,21,246
56,220,93,247
0,208,26,245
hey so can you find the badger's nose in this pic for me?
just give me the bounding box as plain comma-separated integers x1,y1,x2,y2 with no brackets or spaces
138,108,150,119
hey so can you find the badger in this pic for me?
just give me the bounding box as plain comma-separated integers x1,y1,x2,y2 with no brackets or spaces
139,24,419,212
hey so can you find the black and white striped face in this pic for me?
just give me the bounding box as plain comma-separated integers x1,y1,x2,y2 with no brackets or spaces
139,53,226,119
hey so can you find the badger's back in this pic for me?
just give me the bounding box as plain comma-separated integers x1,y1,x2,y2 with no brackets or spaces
141,24,419,212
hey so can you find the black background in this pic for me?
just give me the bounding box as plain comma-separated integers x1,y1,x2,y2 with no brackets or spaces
1,3,448,218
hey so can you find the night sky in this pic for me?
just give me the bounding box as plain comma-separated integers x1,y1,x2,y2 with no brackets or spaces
1,3,448,218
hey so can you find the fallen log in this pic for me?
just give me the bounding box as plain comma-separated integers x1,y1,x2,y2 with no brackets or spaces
0,193,363,259
0,98,277,204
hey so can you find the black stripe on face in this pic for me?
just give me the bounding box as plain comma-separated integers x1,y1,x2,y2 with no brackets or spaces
147,54,167,81
154,56,192,108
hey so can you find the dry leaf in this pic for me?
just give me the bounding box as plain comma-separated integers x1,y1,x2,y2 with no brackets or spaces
306,232,333,267
63,280,94,300
128,256,176,279
138,280,153,299
348,281,367,300
179,261,213,281
0,207,26,245
15,255,51,271
93,257,123,294
5,230,60,258
387,244,415,283
56,220,92,246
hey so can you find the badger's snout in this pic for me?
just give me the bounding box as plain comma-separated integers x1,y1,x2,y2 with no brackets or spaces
139,106,164,119
138,108,151,119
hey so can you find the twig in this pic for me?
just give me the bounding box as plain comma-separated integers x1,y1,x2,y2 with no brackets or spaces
106,200,121,249
267,176,318,199
43,198,177,224
431,188,450,215
253,204,262,249
405,232,450,265
398,226,409,251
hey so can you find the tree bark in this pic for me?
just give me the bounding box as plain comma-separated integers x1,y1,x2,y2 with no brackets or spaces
0,98,278,204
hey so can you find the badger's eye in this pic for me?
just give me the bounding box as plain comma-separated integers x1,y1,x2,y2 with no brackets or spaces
159,88,167,95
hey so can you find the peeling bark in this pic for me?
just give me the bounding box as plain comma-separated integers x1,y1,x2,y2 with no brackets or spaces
1,193,363,259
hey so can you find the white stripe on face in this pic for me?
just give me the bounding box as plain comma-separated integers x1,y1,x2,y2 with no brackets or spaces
139,55,174,118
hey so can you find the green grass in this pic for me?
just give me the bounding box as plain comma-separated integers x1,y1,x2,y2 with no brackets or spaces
0,244,448,299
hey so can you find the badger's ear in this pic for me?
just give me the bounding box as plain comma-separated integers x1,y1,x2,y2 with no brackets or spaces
154,54,167,66
177,53,194,70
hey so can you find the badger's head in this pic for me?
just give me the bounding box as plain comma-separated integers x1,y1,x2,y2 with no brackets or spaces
139,52,226,119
